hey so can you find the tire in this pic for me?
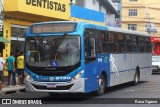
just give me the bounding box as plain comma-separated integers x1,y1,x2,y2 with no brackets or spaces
133,70,139,85
96,74,106,96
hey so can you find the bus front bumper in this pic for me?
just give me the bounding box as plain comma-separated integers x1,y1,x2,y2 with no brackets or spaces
24,78,85,93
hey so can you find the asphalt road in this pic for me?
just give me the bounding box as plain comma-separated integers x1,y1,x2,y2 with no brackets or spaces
1,74,160,107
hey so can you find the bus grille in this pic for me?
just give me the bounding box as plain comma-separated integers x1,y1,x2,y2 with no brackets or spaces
32,84,74,90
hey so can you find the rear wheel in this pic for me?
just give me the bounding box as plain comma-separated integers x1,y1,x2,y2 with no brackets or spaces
96,74,106,96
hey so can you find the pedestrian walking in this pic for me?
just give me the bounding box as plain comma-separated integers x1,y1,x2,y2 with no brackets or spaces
0,53,5,86
17,51,24,85
6,52,16,87
14,48,20,73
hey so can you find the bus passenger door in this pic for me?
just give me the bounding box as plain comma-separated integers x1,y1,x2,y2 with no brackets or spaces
84,29,99,92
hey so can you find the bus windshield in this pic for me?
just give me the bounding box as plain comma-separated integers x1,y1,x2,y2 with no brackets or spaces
25,35,80,67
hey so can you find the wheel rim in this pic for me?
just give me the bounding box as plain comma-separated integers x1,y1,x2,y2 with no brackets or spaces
135,73,138,83
98,78,105,94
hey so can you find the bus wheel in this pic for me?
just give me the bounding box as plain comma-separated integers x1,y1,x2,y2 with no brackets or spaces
96,74,106,96
133,70,139,85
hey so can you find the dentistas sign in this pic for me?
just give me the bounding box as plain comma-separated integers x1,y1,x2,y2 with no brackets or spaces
26,0,66,12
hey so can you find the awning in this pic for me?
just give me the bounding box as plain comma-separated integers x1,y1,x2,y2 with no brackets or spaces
0,37,10,43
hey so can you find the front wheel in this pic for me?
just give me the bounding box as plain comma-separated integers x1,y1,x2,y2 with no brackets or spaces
96,75,106,96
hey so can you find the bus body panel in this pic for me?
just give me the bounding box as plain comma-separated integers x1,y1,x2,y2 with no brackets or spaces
84,54,110,93
110,54,152,86
25,78,85,93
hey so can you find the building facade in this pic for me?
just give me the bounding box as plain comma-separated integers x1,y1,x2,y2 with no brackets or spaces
112,0,122,27
122,0,160,33
2,0,70,59
71,0,120,27
122,0,160,55
1,0,71,76
0,0,119,76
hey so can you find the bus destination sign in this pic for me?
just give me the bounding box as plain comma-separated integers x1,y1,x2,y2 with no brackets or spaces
30,23,77,33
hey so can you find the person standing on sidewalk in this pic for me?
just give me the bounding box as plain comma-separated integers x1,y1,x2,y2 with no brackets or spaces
17,51,24,85
0,53,5,86
6,52,16,87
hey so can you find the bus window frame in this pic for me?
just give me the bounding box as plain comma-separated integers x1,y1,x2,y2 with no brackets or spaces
145,37,151,53
125,34,133,53
117,33,126,53
98,30,107,54
107,32,117,54
84,28,97,63
132,35,140,53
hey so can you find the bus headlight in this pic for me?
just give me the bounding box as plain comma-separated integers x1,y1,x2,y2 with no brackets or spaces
72,70,84,81
24,71,33,81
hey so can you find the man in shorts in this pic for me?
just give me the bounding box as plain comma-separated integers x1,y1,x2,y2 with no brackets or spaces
6,52,16,87
17,51,24,85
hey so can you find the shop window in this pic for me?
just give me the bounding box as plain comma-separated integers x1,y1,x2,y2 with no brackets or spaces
11,25,27,54
11,27,26,37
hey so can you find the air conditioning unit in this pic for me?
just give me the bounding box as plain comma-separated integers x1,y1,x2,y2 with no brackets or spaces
70,0,76,4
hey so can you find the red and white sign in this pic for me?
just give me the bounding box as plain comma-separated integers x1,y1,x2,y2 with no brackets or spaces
151,36,160,43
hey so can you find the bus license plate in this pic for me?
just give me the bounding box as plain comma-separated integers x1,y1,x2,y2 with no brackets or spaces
47,84,56,88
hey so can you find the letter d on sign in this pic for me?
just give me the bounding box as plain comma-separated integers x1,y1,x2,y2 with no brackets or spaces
26,0,31,5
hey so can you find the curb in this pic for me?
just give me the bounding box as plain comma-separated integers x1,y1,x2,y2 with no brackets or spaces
0,86,25,95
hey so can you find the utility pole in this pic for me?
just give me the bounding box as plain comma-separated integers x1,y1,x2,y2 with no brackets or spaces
0,0,4,36
145,6,154,34
0,0,4,20
147,13,151,34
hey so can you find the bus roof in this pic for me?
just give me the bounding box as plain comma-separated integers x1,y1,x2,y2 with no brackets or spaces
77,22,150,37
107,27,150,37
29,21,150,37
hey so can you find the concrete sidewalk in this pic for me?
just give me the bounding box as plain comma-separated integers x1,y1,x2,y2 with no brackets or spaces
0,80,26,95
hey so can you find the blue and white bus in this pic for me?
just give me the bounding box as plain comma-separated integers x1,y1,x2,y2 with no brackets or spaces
24,21,152,95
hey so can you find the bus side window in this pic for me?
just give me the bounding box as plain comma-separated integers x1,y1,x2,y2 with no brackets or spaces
126,34,132,53
85,38,96,57
99,31,106,53
145,37,151,53
117,33,125,53
139,37,145,53
107,32,116,53
132,36,139,53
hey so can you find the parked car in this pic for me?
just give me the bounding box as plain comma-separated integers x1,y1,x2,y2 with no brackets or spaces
152,56,160,73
